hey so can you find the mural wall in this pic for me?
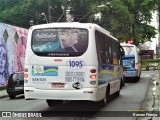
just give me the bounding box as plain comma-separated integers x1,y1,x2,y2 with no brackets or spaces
0,22,28,87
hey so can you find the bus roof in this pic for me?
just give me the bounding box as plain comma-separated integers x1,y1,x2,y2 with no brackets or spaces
120,43,136,47
120,43,139,51
29,22,118,42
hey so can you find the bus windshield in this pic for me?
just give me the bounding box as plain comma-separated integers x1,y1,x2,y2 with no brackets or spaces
31,28,88,57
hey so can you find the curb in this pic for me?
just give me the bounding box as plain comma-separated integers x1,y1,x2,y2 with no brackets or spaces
150,71,160,120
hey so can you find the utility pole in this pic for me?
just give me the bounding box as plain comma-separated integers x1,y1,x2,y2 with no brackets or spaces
130,24,133,41
48,0,52,23
158,0,160,45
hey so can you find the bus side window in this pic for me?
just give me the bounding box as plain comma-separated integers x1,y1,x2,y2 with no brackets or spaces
111,40,118,65
119,45,124,65
109,44,113,64
105,36,111,64
95,31,106,64
105,44,110,63
100,35,106,63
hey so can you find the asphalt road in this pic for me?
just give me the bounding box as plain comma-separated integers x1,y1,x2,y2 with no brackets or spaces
0,71,157,120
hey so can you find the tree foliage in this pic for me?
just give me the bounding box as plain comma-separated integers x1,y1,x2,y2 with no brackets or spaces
0,0,158,45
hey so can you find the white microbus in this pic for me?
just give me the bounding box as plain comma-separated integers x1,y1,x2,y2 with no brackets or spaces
121,43,141,81
24,22,124,107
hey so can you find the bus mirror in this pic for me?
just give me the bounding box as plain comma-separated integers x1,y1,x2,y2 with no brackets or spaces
121,50,125,58
120,46,125,58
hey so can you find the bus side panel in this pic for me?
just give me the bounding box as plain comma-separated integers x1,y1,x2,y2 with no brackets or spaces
98,64,121,95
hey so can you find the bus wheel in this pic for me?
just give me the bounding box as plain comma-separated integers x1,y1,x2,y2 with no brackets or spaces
46,100,63,107
99,86,110,107
120,80,123,89
98,97,107,107
116,90,120,96
136,76,140,82
120,78,125,89
100,96,107,107
9,94,16,99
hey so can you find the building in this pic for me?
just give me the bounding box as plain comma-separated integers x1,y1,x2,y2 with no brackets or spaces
145,11,159,54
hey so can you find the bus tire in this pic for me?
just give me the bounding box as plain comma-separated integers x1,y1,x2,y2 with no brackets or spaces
120,79,125,89
116,90,120,96
9,94,16,99
99,96,107,107
136,76,140,82
99,85,110,107
122,79,125,86
46,100,63,107
106,85,110,103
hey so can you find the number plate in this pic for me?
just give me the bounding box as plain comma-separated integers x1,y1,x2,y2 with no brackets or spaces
51,83,65,88
15,87,23,90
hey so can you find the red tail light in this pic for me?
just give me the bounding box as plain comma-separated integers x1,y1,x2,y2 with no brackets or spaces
90,75,97,79
90,69,96,73
24,68,28,72
24,74,28,78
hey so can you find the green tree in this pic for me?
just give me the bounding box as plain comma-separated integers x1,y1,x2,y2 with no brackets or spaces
0,0,64,28
0,0,158,46
122,0,158,45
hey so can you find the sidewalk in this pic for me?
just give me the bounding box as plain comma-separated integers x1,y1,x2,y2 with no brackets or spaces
154,70,160,120
0,88,8,98
152,70,160,120
150,70,160,120
138,70,160,120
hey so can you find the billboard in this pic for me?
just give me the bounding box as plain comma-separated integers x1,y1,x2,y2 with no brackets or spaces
140,50,154,60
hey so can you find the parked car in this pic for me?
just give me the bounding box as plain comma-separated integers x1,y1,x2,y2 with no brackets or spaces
6,72,24,99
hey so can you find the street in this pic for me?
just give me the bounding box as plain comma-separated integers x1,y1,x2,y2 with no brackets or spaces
0,70,158,120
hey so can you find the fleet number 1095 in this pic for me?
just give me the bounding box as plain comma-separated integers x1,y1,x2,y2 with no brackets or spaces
67,60,84,69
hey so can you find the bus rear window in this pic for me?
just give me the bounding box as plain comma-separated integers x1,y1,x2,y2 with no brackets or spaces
31,28,88,57
123,46,134,55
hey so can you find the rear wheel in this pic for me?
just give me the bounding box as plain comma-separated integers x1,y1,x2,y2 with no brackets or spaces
120,79,125,89
122,78,125,86
9,94,16,99
136,76,140,82
100,96,107,107
99,85,110,107
46,100,63,107
116,89,120,96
